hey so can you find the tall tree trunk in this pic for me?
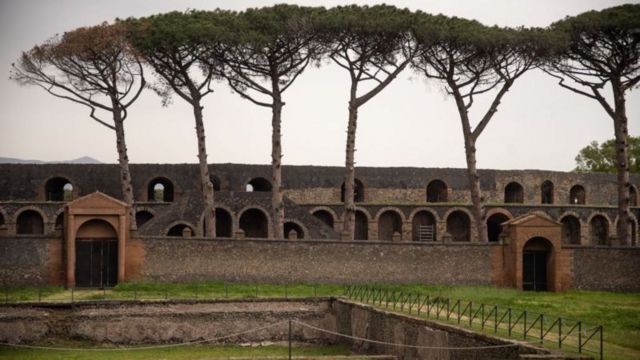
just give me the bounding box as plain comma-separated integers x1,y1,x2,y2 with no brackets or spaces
271,93,285,239
112,104,136,230
612,82,631,245
343,91,359,240
192,100,216,238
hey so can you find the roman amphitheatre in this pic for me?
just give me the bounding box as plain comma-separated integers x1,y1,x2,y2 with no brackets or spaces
0,2,638,360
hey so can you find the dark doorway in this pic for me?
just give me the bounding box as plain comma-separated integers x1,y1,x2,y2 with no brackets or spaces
354,211,368,240
75,238,118,288
378,210,402,241
284,222,304,239
412,210,436,241
239,208,268,238
312,210,334,229
522,237,552,291
487,213,509,242
216,208,232,237
426,180,448,203
341,179,364,203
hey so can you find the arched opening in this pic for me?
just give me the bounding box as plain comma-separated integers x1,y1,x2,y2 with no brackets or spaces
504,182,524,204
341,179,364,203
541,180,554,204
239,208,268,238
246,177,272,192
590,215,609,245
446,211,470,242
55,213,64,230
522,237,552,291
426,180,448,203
0,211,4,227
284,222,304,239
412,210,436,241
216,208,232,237
354,210,368,240
312,210,334,229
631,186,638,207
135,211,154,228
569,185,586,205
378,210,402,241
210,175,221,191
167,224,194,237
16,210,44,235
487,213,509,242
45,177,73,201
561,215,581,245
75,219,118,288
148,177,174,202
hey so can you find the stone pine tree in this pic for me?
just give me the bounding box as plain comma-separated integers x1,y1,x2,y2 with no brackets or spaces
544,4,640,245
412,15,548,242
127,11,232,237
219,5,324,239
11,23,145,228
319,5,417,240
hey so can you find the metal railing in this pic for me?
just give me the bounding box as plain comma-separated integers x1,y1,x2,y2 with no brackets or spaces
343,285,603,360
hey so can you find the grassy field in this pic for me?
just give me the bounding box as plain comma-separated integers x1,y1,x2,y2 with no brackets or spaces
2,283,638,359
0,343,353,360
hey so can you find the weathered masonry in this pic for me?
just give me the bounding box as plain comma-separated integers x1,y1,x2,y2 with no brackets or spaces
0,164,638,291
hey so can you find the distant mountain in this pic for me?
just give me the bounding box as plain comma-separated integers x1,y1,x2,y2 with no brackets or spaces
0,156,102,164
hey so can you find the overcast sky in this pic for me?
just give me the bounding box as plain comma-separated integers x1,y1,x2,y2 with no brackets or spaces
1,0,638,171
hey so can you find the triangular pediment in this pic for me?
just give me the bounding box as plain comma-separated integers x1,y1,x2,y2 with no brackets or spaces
67,191,128,210
502,213,561,227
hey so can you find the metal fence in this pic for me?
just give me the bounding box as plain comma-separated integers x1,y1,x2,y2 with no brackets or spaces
343,285,603,360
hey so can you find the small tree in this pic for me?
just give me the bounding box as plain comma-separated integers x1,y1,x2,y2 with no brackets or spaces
545,4,640,245
127,11,232,237
319,5,417,240
219,5,323,239
575,136,640,173
413,15,549,241
11,23,145,227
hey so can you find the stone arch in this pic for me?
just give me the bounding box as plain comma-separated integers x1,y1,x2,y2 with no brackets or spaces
504,182,524,204
209,174,222,191
165,221,196,237
135,208,156,228
246,177,272,192
310,206,337,229
613,213,638,246
215,206,234,238
353,207,371,241
486,209,512,243
588,213,610,245
341,178,365,203
75,218,119,288
426,180,448,203
630,185,638,207
15,207,47,235
44,176,75,201
238,207,270,238
54,209,65,230
284,220,307,240
446,209,471,242
569,185,586,205
410,208,438,241
376,208,404,241
0,207,6,227
559,213,582,245
522,237,554,291
541,180,554,204
146,177,175,202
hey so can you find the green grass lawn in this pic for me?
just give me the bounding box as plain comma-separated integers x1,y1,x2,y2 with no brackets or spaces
2,283,638,359
0,343,352,360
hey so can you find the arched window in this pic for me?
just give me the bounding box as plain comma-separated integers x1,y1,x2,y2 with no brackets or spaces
341,179,364,203
590,215,609,245
378,210,402,241
561,215,581,245
210,175,221,191
630,186,638,207
312,210,334,229
487,213,509,242
446,211,471,242
541,180,554,204
246,177,272,192
215,208,232,237
569,185,586,205
135,211,154,228
17,210,44,235
167,224,193,237
504,182,524,204
0,210,5,227
354,210,368,240
427,180,448,203
45,177,73,201
284,222,305,239
148,177,174,202
239,208,268,238
412,210,436,241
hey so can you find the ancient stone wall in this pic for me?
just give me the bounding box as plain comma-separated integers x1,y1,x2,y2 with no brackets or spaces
570,246,640,291
0,236,57,286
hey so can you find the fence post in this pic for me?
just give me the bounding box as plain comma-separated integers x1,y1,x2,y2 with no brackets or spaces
494,306,498,333
508,308,512,336
540,314,544,343
446,298,450,321
71,288,74,303
558,318,562,349
578,321,582,353
524,310,528,340
469,301,473,327
288,320,292,360
599,326,603,360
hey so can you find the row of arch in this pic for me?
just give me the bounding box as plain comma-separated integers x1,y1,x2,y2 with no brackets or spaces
36,176,640,205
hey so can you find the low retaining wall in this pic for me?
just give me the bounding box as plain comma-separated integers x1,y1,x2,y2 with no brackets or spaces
571,247,640,291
